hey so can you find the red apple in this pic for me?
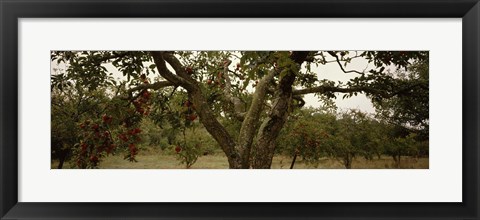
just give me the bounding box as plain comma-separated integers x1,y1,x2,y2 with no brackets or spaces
89,155,98,162
80,143,88,151
175,145,182,153
188,114,197,121
133,128,142,134
142,91,150,98
185,67,193,74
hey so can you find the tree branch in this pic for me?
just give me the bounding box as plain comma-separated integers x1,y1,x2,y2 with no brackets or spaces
221,59,246,121
97,51,130,63
293,82,427,98
293,85,385,96
161,52,198,83
327,51,365,75
122,81,175,99
150,52,194,91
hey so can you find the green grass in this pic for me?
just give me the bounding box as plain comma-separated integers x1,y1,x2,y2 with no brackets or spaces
53,148,429,169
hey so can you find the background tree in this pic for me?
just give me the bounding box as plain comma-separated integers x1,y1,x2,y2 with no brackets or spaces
321,111,372,169
277,107,336,168
51,70,114,168
373,58,429,136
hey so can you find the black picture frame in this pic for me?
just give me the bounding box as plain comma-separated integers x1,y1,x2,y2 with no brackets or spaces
1,0,479,219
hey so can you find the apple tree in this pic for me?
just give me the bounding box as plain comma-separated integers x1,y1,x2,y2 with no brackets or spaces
276,107,337,168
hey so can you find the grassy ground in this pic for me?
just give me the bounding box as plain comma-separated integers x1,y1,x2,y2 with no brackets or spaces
53,148,428,169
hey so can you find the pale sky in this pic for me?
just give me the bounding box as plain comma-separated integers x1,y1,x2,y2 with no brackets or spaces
303,54,375,113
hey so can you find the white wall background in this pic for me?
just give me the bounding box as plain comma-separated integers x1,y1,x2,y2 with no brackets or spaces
19,18,461,202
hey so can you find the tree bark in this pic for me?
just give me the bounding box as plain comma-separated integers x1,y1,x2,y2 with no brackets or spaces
237,69,277,168
190,88,242,168
344,153,353,169
345,159,352,169
290,153,298,169
392,155,401,168
57,152,66,169
252,52,311,169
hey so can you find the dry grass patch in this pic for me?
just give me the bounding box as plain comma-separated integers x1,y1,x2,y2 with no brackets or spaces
52,150,428,169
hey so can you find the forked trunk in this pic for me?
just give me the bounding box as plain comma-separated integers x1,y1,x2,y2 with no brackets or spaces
251,52,310,169
152,51,310,169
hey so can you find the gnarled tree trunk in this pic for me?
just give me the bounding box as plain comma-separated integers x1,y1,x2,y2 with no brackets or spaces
252,52,310,169
151,51,311,169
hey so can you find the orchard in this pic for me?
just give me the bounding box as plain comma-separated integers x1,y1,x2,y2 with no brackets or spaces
51,51,429,169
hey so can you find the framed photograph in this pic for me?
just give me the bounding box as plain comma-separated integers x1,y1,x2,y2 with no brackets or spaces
1,0,479,219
